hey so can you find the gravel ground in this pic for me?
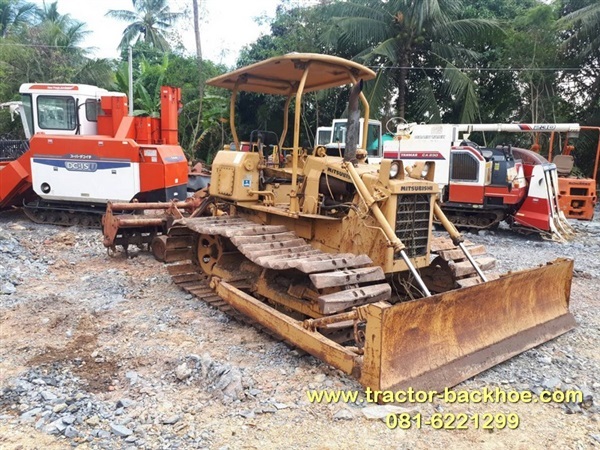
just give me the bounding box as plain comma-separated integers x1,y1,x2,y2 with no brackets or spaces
0,207,599,450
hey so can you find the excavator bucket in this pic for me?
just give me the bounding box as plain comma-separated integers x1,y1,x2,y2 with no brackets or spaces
360,258,575,391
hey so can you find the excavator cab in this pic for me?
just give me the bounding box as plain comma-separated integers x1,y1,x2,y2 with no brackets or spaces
160,53,575,392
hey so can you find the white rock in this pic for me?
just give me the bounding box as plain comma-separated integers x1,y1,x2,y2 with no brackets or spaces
175,363,192,381
362,405,417,420
333,408,355,420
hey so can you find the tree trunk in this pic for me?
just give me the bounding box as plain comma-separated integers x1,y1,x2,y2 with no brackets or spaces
397,51,408,119
344,80,363,163
191,0,204,158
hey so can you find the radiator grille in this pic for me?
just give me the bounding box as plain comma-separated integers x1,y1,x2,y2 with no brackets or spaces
395,194,431,258
451,152,478,181
570,187,590,196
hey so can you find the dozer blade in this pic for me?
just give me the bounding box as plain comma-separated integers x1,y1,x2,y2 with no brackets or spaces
360,258,575,392
209,257,574,394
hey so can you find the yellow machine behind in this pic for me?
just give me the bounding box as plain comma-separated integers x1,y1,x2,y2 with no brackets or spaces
155,53,575,392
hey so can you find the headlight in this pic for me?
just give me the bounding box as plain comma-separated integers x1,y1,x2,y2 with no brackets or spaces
421,162,430,178
390,161,400,179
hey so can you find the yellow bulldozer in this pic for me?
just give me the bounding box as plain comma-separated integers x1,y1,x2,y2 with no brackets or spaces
155,53,575,392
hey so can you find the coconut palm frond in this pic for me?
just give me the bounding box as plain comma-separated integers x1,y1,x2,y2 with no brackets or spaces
327,1,388,23
430,42,481,63
105,10,139,22
333,17,392,48
436,18,504,43
413,74,442,123
363,69,392,116
372,37,404,64
560,3,600,57
320,0,499,118
106,0,180,51
442,62,480,123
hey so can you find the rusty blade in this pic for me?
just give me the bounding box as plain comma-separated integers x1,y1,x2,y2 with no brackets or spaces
360,258,575,392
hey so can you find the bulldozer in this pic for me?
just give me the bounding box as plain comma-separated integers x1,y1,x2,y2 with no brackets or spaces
158,53,575,392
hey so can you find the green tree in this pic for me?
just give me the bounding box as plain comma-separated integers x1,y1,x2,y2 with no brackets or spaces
17,1,91,82
164,56,228,160
33,0,91,53
0,1,113,99
445,0,537,124
35,0,64,23
106,0,182,52
559,0,600,117
557,0,600,180
321,0,502,122
560,0,600,58
0,0,37,37
235,1,347,147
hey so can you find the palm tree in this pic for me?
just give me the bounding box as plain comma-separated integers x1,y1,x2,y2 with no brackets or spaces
561,1,600,59
34,1,89,49
16,2,93,83
322,0,501,122
191,0,205,156
35,0,64,23
106,0,182,52
0,0,37,37
559,1,600,115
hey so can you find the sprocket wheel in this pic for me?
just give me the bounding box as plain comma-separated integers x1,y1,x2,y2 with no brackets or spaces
196,235,224,275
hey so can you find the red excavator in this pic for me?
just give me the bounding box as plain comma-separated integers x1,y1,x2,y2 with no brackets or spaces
0,84,189,226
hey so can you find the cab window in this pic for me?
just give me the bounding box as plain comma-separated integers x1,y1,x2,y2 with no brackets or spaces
20,94,34,137
85,99,99,122
366,123,380,156
37,96,76,130
332,123,346,143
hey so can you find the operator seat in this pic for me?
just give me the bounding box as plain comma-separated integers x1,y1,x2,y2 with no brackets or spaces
553,154,574,176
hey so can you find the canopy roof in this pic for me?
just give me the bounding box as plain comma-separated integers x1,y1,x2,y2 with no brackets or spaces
206,53,376,95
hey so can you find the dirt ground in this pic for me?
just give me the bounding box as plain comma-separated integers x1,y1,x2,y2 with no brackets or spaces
0,208,599,450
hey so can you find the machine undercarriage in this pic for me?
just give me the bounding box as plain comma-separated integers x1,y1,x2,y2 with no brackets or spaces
158,212,574,391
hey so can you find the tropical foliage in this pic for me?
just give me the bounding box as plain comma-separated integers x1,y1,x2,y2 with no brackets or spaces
0,0,36,37
106,0,182,52
320,0,503,123
0,0,599,175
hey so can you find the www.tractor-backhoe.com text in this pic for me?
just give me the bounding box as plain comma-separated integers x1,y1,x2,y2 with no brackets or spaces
307,386,583,404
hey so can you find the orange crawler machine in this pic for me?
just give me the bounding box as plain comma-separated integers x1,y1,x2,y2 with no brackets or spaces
549,126,600,220
0,85,189,226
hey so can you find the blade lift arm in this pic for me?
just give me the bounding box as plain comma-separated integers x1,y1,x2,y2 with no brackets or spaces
433,202,488,282
343,161,432,297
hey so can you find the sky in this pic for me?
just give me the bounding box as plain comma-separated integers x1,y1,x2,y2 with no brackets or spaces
32,0,284,67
